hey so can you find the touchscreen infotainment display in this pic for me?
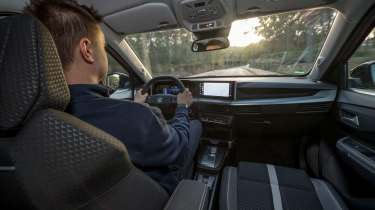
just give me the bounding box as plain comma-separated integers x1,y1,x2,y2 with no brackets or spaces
202,82,230,97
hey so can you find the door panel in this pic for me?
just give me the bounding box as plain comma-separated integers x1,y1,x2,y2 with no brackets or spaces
338,91,375,140
333,27,375,210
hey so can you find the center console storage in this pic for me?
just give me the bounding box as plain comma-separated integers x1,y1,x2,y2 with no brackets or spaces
194,143,229,210
164,180,209,210
195,172,219,209
196,145,228,172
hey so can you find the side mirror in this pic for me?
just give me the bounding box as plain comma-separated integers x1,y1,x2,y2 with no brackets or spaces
106,72,130,90
350,61,375,88
191,37,230,52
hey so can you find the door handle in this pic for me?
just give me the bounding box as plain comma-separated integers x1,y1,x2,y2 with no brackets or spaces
340,110,359,127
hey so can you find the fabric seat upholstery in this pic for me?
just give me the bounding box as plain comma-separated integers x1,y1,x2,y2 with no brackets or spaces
220,162,348,210
0,15,169,210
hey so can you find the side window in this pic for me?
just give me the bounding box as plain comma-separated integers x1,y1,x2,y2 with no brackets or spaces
108,53,128,75
347,29,375,93
107,53,133,99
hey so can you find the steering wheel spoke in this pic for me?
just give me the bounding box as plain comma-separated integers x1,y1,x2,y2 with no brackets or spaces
143,76,185,105
147,94,177,105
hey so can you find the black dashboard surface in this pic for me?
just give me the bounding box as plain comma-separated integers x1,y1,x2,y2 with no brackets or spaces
181,77,336,104
152,77,337,136
152,76,337,115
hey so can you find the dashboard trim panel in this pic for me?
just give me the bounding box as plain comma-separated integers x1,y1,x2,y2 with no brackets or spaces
194,90,336,106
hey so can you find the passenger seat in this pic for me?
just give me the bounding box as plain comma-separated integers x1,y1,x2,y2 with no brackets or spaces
220,162,347,210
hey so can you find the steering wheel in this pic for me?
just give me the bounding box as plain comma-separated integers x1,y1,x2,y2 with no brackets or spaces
142,76,186,105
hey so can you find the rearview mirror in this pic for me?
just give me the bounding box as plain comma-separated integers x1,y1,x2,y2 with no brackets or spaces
350,61,375,89
191,37,230,52
106,72,130,90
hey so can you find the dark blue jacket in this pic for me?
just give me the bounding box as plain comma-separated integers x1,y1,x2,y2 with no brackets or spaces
66,84,190,193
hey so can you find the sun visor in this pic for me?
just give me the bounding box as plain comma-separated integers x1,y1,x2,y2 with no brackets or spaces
78,0,142,15
236,0,335,18
104,3,178,34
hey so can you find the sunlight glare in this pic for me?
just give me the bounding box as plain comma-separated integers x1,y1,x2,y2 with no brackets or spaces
228,18,263,47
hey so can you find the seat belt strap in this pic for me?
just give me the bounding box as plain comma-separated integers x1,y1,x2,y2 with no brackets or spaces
267,164,283,210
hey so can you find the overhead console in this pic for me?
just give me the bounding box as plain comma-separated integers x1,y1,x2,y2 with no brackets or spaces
173,0,234,32
180,0,225,23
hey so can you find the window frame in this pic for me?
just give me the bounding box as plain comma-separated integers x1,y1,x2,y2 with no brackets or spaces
345,28,375,97
105,46,137,100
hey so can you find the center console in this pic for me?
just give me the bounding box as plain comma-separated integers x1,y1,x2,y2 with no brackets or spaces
194,144,228,210
179,80,236,209
193,106,233,209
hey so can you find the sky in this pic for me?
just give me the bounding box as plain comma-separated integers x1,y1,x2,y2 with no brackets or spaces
228,18,263,47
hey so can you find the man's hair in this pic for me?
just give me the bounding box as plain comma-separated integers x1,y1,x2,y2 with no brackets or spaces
24,0,103,71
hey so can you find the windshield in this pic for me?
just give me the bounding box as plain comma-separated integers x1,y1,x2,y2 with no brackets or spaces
125,8,336,78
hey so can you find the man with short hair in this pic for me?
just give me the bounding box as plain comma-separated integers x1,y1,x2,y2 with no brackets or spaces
24,0,201,194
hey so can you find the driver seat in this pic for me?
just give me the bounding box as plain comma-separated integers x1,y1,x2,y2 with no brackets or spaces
0,15,207,210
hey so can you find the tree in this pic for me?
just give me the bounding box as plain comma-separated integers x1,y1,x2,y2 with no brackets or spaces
256,9,335,52
124,9,336,76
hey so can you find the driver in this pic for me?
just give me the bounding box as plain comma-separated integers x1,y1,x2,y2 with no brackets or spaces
24,0,202,194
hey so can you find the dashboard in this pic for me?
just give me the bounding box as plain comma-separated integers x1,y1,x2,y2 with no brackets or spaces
151,77,337,137
152,80,235,99
151,77,336,104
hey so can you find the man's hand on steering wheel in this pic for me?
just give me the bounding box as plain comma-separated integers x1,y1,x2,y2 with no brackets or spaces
177,89,193,108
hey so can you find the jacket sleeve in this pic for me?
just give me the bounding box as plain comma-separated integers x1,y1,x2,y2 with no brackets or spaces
130,105,190,168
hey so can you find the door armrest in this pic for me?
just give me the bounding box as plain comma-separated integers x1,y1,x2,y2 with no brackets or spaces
164,180,209,210
337,137,375,185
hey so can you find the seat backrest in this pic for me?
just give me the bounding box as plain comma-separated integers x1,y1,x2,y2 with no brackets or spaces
0,15,168,210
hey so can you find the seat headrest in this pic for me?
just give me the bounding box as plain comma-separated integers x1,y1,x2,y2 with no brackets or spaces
0,15,70,132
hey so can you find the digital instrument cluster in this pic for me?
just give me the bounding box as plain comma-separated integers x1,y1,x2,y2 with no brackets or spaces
153,81,235,99
153,84,181,95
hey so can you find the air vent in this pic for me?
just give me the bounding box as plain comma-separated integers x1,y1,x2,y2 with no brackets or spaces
236,88,318,100
234,106,262,115
297,102,331,113
199,104,230,114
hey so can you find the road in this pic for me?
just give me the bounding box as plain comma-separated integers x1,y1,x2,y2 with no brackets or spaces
190,65,281,77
